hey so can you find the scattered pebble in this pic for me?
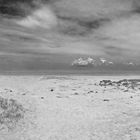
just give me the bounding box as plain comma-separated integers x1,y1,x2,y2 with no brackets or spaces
72,89,76,91
74,92,79,95
103,99,110,102
56,96,62,98
50,89,54,92
124,90,129,92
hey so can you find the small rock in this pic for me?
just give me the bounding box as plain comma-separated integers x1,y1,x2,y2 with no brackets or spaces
103,99,110,102
74,92,79,95
87,91,94,94
72,89,76,91
41,97,44,99
56,96,62,98
50,89,54,92
124,90,129,92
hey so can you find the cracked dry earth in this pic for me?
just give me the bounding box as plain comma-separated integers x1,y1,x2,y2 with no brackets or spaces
0,75,140,140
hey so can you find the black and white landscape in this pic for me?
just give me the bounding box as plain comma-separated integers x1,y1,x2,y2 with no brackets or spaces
0,0,140,140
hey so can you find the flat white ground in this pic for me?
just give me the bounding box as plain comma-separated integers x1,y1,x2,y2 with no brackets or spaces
0,75,140,140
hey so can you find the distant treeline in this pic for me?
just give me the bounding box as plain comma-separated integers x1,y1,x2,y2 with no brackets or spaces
0,0,51,17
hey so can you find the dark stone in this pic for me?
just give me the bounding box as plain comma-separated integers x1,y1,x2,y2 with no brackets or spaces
50,89,54,92
124,90,129,92
103,99,110,102
56,96,62,98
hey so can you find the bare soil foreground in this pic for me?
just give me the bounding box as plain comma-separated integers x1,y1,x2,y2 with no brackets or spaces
0,75,140,140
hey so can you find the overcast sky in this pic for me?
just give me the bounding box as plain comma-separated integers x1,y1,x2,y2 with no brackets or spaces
0,0,140,71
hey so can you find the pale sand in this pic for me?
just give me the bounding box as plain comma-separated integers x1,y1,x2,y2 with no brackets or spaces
0,75,140,140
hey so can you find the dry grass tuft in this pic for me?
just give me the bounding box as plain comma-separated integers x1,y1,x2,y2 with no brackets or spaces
0,97,25,130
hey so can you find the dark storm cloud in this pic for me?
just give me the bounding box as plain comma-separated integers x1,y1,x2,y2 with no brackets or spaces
0,0,34,17
131,0,140,14
78,18,109,30
57,16,110,36
0,0,56,18
132,6,140,14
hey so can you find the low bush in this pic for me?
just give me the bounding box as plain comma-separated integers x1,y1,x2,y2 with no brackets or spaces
0,97,25,130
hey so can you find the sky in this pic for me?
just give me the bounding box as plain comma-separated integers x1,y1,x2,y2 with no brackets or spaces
0,0,140,72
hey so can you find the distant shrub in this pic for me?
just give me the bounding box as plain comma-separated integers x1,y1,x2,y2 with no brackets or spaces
99,79,140,91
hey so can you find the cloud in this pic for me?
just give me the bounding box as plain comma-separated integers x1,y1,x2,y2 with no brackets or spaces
2,10,140,63
1,0,140,72
54,0,133,19
0,0,56,17
57,16,110,37
104,46,125,56
87,14,140,59
16,6,57,29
